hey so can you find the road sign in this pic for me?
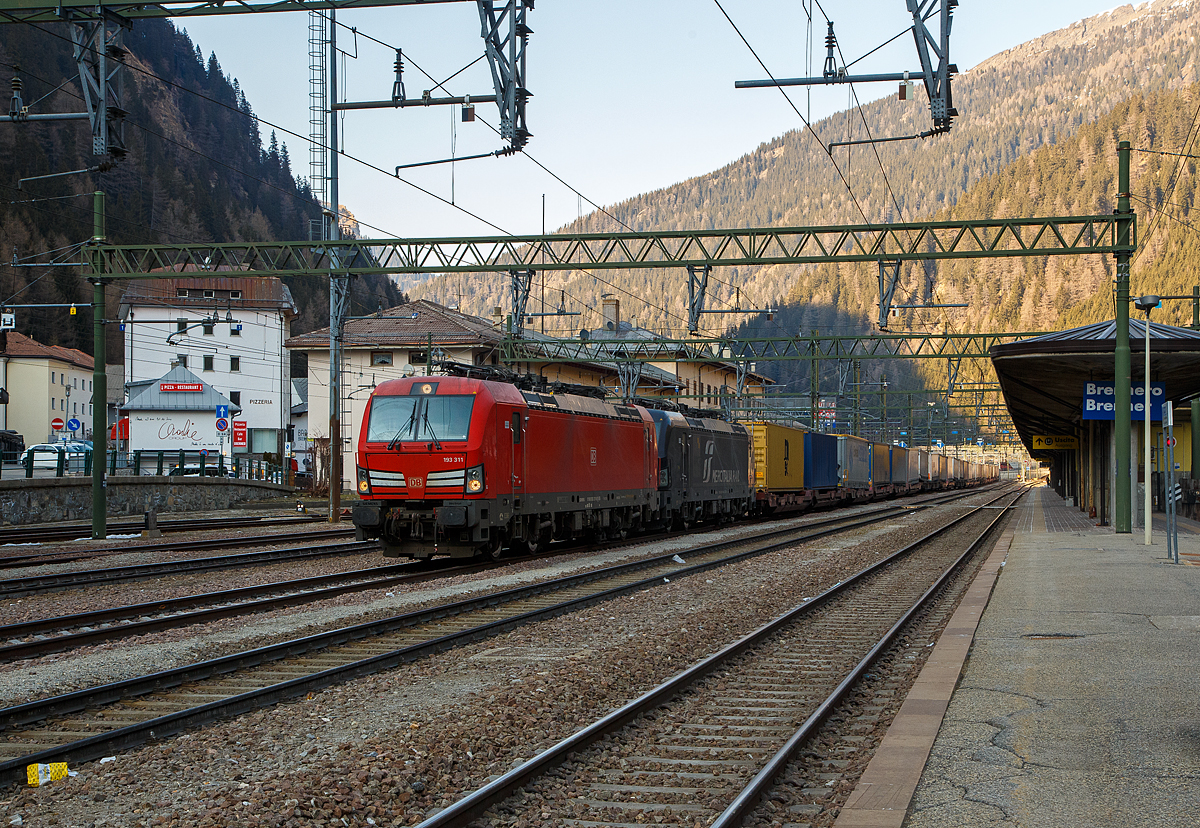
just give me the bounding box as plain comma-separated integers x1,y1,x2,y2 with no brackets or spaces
1033,434,1078,450
50,417,65,431
215,418,229,432
1166,436,1177,448
67,418,81,432
216,405,229,419
199,449,209,456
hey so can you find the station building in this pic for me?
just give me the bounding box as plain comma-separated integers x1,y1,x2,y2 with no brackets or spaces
991,318,1200,526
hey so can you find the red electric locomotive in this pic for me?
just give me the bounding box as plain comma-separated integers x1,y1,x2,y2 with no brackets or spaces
352,366,660,558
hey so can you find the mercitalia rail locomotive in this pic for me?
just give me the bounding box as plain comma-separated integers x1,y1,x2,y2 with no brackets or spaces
351,365,998,559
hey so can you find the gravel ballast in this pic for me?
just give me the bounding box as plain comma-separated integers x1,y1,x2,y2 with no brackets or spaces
1,490,1004,826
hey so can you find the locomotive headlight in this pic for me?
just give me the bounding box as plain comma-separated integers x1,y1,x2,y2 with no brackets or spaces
465,464,484,493
357,466,371,494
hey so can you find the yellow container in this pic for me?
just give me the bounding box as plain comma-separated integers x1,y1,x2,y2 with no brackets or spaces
748,422,806,491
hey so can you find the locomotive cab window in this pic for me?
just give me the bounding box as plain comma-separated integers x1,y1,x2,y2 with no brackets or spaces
366,394,475,444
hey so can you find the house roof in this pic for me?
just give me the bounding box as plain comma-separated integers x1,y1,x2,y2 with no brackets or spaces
119,277,297,317
291,378,308,416
284,299,503,350
123,365,240,413
0,331,94,372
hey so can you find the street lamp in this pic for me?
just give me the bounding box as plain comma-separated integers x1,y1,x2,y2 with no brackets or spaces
1133,294,1160,545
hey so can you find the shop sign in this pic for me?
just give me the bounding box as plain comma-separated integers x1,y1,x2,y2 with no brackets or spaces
160,382,203,392
232,420,248,448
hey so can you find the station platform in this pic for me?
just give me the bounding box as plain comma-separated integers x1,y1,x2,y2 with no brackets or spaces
835,484,1200,828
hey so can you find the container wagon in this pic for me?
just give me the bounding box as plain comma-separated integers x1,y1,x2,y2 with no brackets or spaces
747,421,813,513
871,442,893,497
837,435,873,501
804,432,841,506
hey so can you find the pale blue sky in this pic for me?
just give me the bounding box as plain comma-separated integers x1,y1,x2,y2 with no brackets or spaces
179,1,1126,239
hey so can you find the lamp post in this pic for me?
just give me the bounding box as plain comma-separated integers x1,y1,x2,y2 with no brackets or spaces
1134,294,1159,546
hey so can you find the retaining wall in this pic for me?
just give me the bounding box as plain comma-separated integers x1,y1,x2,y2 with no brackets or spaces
0,476,294,526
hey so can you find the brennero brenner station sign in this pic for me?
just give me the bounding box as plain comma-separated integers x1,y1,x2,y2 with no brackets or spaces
1083,381,1166,420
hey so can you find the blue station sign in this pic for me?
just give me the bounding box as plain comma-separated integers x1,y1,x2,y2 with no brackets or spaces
1082,381,1166,421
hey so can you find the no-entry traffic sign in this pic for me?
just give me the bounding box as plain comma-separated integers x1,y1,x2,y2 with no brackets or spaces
51,417,65,431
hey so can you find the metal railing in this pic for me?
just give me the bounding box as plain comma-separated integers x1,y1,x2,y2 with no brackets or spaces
2,449,291,485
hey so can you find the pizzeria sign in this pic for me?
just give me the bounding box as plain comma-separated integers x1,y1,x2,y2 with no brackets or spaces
160,382,203,392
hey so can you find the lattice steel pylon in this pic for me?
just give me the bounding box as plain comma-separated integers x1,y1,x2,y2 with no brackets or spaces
308,9,328,240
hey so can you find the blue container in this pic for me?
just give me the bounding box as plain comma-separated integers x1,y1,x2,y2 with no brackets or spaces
804,432,840,490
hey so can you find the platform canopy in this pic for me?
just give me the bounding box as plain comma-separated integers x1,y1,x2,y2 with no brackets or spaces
990,319,1200,455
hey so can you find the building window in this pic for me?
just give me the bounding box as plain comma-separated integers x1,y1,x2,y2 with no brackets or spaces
177,288,189,297
89,404,92,415
177,354,188,369
230,325,241,337
176,318,187,333
409,349,427,365
51,371,56,384
89,380,92,391
202,320,215,335
51,398,55,410
229,391,241,406
231,290,242,300
73,377,78,388
203,289,215,299
371,351,393,366
203,355,215,372
230,356,240,372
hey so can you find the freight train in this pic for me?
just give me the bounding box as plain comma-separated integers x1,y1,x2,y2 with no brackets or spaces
351,365,999,559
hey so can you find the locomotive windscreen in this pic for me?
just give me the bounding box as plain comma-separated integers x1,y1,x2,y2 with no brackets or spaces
366,395,475,443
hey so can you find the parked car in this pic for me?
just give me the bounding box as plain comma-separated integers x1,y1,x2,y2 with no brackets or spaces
168,463,236,478
19,443,85,469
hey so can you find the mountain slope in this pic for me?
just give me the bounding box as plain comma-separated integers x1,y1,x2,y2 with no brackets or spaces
409,0,1200,340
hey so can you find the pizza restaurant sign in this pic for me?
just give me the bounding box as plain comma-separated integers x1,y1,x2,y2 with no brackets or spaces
160,382,203,392
1082,382,1166,421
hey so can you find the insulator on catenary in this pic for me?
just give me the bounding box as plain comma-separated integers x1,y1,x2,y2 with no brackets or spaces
391,49,406,103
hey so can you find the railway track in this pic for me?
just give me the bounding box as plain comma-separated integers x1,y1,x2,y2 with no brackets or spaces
409,486,1024,827
0,487,1008,782
0,489,990,661
0,539,377,598
0,514,324,547
0,527,356,571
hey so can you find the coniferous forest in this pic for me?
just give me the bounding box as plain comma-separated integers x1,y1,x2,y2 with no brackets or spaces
0,18,404,362
406,0,1200,398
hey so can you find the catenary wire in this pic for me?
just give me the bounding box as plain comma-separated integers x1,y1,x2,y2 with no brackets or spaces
309,13,763,330
0,14,511,238
8,14,771,338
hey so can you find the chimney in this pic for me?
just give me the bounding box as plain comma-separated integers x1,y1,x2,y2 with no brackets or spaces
602,295,620,332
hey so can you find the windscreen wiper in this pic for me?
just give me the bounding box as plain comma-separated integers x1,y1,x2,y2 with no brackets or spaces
421,407,443,451
387,405,419,451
